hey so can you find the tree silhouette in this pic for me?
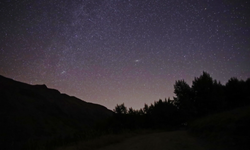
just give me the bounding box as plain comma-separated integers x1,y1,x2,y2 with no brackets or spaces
110,72,250,131
173,80,195,121
145,99,179,128
245,78,250,105
143,104,149,114
192,72,217,116
225,77,250,108
113,103,127,115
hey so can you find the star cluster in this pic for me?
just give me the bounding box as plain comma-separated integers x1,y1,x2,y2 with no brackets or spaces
1,0,249,109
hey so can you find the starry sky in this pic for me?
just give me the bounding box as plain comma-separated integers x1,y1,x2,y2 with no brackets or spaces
1,0,250,109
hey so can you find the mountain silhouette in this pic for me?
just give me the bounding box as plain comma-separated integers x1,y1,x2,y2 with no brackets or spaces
0,75,113,149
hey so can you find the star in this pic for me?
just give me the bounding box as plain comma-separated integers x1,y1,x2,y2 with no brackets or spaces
135,59,140,63
0,0,249,110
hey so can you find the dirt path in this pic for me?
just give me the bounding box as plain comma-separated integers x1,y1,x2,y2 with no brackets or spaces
96,131,206,150
56,130,215,150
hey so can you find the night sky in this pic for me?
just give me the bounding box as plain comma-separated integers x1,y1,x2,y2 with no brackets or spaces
1,0,250,109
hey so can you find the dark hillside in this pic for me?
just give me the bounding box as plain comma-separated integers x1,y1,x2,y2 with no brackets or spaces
0,75,113,149
189,105,250,150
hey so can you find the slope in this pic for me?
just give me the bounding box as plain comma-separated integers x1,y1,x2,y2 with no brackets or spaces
0,75,113,149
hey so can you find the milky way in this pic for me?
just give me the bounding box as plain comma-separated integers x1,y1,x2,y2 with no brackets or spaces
1,0,250,109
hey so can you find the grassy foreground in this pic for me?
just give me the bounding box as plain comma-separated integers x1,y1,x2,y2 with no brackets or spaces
56,105,250,150
189,105,250,150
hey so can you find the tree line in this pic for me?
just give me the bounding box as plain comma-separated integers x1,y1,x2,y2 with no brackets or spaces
109,72,250,131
